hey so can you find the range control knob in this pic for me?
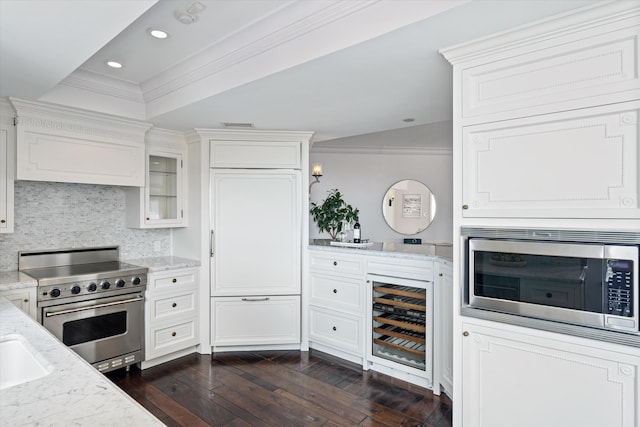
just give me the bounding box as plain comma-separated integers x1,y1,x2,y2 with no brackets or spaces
101,281,111,290
87,282,97,292
131,277,141,286
115,279,126,288
50,288,61,298
71,285,81,294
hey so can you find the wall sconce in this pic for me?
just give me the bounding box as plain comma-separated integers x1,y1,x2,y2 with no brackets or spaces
309,163,323,192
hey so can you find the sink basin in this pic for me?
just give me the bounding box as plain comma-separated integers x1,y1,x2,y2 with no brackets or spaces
0,335,52,390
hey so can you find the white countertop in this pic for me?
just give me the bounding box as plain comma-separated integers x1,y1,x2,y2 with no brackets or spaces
309,240,453,261
0,271,37,292
0,298,165,426
125,256,200,272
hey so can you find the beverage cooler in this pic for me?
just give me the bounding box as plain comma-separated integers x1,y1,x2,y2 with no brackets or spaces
367,274,433,386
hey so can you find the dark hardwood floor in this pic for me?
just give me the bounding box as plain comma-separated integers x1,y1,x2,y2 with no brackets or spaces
106,350,452,427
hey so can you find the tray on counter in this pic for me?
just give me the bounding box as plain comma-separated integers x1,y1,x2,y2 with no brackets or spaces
329,241,374,248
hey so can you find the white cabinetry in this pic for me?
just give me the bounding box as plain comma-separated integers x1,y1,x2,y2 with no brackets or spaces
207,131,311,351
142,267,199,369
127,129,187,228
461,321,639,427
442,2,640,220
0,287,37,319
10,98,150,187
308,251,366,364
0,99,14,233
434,259,453,397
462,102,639,218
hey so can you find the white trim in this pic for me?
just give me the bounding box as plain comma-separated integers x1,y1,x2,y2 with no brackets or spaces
311,145,452,155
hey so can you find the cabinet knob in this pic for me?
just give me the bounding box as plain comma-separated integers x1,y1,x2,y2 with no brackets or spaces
462,204,469,210
172,332,177,337
439,273,443,277
546,292,553,298
463,331,469,337
172,302,177,308
146,217,150,221
23,299,29,303
172,278,177,283
333,261,337,266
0,219,5,224
333,289,337,294
332,326,337,331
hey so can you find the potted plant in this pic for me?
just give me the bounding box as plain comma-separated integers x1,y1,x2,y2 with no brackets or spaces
310,189,359,240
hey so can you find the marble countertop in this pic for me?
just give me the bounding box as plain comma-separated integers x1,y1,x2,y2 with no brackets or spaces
309,240,453,261
0,298,164,426
124,256,200,273
0,271,38,292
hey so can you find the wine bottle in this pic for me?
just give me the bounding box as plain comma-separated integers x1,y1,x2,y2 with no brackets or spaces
353,218,361,243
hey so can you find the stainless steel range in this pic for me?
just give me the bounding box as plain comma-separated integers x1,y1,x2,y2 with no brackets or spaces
19,246,147,373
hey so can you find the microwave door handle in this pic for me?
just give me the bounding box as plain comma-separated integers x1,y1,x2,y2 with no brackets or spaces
44,295,143,317
579,266,588,282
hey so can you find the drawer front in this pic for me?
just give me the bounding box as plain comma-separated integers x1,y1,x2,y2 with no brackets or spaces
149,269,197,291
309,252,365,276
310,274,364,313
309,306,362,355
367,257,434,282
146,319,198,360
148,290,197,322
211,295,300,346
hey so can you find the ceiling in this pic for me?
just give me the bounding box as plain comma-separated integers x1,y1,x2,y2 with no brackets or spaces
0,0,599,143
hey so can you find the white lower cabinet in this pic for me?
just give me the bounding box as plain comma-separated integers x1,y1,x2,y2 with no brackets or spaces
462,321,639,427
308,251,366,364
0,287,36,319
434,259,453,397
142,268,199,369
211,296,300,348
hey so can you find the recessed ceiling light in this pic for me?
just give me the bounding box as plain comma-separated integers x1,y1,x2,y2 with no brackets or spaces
148,28,169,39
106,61,123,69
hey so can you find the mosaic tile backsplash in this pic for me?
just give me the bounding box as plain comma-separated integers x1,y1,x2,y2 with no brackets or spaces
0,181,171,272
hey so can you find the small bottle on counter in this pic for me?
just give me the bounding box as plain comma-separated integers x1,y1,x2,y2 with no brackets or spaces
353,218,361,243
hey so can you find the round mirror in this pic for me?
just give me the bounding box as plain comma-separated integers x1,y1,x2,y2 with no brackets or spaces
382,180,436,235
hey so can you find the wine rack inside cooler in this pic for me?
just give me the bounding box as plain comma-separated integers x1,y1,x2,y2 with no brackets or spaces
372,280,427,370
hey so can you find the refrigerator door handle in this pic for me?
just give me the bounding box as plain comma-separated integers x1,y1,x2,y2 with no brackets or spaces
210,230,215,257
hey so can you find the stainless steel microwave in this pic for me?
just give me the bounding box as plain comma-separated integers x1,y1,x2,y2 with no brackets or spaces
466,238,639,335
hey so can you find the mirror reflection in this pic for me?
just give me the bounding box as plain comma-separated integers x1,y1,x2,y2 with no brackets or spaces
382,180,436,235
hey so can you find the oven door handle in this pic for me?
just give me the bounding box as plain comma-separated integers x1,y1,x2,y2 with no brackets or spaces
44,295,144,318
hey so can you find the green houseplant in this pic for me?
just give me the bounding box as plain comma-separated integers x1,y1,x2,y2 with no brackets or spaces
310,189,359,240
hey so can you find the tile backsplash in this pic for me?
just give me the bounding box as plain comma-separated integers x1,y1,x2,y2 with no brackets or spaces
0,181,171,271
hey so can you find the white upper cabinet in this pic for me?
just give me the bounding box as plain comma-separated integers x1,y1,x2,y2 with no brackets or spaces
443,1,640,127
10,98,151,187
210,138,301,169
0,99,14,233
462,101,639,218
441,2,640,220
126,128,187,228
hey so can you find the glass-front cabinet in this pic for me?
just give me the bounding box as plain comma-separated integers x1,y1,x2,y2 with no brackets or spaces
126,149,186,228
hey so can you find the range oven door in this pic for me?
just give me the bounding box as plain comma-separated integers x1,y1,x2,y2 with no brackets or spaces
41,292,144,366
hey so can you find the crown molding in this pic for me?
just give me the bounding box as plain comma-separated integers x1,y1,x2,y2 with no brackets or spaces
440,1,640,65
311,145,452,155
60,69,145,103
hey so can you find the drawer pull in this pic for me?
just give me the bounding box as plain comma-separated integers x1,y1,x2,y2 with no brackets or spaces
0,219,5,224
462,204,469,210
333,289,337,294
463,331,469,337
333,261,337,266
332,326,337,331
241,297,270,302
546,292,553,298
172,332,177,337
172,278,177,283
172,302,177,308
23,299,29,303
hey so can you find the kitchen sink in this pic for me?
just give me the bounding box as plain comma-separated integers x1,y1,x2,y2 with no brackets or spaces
0,334,53,390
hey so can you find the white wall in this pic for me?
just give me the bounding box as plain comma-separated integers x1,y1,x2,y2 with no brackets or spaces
309,123,453,244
